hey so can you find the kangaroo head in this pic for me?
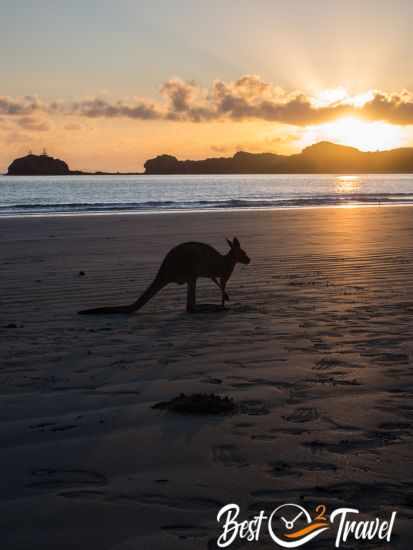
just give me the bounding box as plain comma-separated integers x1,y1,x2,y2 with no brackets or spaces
226,237,250,265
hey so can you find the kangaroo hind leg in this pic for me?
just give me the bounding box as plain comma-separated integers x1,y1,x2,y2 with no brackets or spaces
219,277,229,308
211,277,229,308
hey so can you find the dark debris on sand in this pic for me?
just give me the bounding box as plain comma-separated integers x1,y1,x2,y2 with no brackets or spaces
152,393,236,415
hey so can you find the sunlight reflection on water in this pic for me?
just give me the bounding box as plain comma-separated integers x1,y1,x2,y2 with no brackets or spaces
335,175,361,194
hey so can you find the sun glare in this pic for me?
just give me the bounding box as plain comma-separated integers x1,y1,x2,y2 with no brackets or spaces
301,116,405,152
335,175,361,194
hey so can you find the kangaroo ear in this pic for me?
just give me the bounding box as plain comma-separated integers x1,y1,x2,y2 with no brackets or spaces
226,238,233,248
233,237,240,248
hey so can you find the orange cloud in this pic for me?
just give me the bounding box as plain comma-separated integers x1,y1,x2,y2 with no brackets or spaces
3,77,413,127
17,116,50,132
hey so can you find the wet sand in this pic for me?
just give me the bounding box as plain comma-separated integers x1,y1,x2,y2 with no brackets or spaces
0,207,412,549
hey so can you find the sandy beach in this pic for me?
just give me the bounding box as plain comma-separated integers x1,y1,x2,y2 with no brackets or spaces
1,207,412,549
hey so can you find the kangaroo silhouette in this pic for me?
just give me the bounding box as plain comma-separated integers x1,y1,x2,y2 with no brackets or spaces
78,237,250,315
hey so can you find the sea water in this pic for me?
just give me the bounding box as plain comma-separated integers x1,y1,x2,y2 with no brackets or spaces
2,173,413,217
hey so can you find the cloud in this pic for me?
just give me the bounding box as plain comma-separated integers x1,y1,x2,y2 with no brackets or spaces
64,123,83,131
161,78,216,122
68,97,160,120
210,132,299,155
0,96,41,116
17,116,50,132
4,77,413,127
4,130,32,144
210,144,229,153
360,90,413,125
0,117,11,130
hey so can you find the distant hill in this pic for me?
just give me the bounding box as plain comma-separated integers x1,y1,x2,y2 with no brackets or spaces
144,141,413,174
7,153,70,175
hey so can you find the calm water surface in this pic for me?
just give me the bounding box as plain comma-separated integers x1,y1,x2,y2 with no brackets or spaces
1,174,413,216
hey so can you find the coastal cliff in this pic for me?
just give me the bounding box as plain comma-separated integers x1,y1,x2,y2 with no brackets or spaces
144,142,413,174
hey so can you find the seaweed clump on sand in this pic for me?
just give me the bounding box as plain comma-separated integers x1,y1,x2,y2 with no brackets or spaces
152,393,236,415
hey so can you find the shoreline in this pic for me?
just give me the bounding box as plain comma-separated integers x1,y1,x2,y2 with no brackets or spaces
4,171,413,177
3,201,413,219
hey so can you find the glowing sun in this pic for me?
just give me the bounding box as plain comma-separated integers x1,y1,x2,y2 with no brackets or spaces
301,116,405,152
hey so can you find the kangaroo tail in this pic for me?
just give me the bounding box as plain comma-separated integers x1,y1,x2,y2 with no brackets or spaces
78,273,167,315
78,304,135,315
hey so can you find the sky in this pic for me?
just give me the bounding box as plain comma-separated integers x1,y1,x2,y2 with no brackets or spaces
2,0,413,171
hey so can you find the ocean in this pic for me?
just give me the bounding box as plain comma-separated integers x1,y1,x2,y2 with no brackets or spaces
2,173,413,217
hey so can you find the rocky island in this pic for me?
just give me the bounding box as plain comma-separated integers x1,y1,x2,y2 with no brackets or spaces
6,153,141,176
7,153,71,176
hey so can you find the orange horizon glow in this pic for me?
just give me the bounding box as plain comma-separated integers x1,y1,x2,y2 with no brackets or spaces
299,116,407,153
1,87,413,172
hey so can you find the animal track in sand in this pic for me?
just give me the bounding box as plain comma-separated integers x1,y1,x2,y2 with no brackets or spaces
322,417,363,433
250,481,413,515
267,460,337,479
313,357,358,370
114,492,223,511
375,352,409,363
27,468,107,489
306,376,361,387
303,481,413,509
212,444,248,467
284,407,320,423
50,424,78,432
202,377,223,385
58,489,105,499
302,428,406,454
251,434,277,441
233,421,255,428
379,421,410,431
239,400,270,416
29,422,56,430
161,524,209,537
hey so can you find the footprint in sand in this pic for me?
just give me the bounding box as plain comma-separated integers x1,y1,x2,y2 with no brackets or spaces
313,357,353,370
239,400,270,416
29,422,56,430
284,407,320,423
267,461,337,478
379,421,410,431
59,489,105,499
161,524,209,538
50,424,78,432
212,444,247,467
117,492,222,511
27,468,107,489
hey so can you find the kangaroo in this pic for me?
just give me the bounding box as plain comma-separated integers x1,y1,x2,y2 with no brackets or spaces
78,237,250,315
